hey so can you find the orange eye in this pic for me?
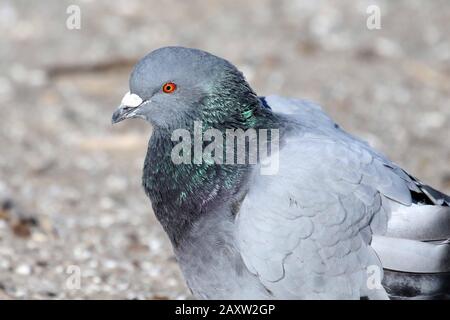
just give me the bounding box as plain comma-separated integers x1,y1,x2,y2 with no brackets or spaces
162,82,177,93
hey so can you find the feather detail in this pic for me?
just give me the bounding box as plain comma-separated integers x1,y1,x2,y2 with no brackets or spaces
372,235,450,273
386,204,450,241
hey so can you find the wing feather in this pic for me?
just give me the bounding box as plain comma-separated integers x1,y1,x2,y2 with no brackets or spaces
236,96,449,299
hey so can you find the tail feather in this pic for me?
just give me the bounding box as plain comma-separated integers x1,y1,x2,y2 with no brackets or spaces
405,172,450,206
417,184,450,206
372,235,450,273
375,179,450,299
383,270,450,299
374,235,450,299
386,204,450,241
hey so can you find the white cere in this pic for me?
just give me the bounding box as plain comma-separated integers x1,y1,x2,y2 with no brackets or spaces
121,91,143,108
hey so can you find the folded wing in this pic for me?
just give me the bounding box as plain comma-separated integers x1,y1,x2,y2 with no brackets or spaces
236,96,450,299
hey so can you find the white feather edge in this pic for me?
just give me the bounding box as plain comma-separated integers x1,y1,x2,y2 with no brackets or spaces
121,91,143,108
372,235,450,273
386,204,450,241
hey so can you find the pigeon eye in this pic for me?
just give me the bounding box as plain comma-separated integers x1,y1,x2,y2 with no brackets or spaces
162,82,177,93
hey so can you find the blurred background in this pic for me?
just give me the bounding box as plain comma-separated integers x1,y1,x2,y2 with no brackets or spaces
0,0,449,299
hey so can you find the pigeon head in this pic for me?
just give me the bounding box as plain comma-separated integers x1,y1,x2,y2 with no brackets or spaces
112,46,261,129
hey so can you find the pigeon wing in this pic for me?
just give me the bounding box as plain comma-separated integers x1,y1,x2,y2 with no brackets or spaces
236,96,449,299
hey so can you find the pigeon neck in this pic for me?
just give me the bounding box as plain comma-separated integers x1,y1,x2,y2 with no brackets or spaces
142,127,252,247
142,92,282,246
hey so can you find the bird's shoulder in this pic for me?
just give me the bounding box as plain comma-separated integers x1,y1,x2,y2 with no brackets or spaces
263,95,337,130
263,95,415,206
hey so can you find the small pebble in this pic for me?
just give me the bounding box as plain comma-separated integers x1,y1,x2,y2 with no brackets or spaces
15,264,32,275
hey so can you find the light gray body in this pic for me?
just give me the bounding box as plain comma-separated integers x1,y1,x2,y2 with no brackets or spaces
173,96,384,299
176,211,272,299
173,95,450,299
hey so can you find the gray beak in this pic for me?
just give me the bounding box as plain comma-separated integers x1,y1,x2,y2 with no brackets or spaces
112,91,145,124
111,105,135,124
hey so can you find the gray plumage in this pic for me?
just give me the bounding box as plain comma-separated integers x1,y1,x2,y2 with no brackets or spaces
112,47,450,299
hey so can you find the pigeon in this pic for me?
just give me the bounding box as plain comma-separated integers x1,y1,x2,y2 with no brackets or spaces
112,46,450,300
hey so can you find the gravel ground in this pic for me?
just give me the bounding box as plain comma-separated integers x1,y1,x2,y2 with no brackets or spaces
0,0,449,299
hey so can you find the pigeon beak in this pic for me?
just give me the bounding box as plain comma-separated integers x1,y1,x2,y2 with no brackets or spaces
111,105,136,124
111,91,144,124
